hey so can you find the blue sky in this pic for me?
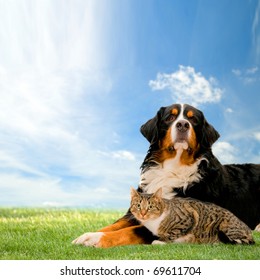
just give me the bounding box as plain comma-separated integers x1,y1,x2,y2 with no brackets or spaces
0,0,259,208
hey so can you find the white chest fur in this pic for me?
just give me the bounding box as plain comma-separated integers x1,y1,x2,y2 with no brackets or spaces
142,211,168,236
140,150,204,199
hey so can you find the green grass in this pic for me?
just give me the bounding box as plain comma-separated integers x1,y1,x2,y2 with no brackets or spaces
1,208,260,260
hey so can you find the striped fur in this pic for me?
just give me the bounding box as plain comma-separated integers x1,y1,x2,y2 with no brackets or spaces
130,188,254,245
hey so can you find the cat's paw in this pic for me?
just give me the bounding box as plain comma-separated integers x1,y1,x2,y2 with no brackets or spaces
72,232,104,247
234,237,255,245
255,224,260,232
152,240,166,245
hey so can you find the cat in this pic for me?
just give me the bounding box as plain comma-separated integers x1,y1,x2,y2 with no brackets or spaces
130,187,254,245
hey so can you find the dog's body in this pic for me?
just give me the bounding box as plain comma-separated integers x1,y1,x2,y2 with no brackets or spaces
73,104,260,247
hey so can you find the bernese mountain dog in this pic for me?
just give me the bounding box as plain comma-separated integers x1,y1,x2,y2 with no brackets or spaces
73,103,260,247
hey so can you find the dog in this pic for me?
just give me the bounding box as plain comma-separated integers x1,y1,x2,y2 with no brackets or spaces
73,103,260,247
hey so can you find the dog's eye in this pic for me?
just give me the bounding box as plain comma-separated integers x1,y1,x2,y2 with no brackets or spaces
188,115,198,125
165,114,176,122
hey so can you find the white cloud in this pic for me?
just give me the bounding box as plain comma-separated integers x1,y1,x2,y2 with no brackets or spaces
0,1,138,208
42,201,67,207
232,69,241,76
212,141,237,164
149,65,223,106
0,1,113,144
97,150,136,161
225,108,234,113
232,66,259,84
246,66,258,74
254,132,260,141
112,150,136,161
0,173,65,206
0,1,108,73
0,172,130,208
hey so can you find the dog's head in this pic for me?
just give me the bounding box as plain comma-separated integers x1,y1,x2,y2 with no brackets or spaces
141,104,219,165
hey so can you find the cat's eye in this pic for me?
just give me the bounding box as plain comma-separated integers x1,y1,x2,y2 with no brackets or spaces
137,203,141,209
148,205,153,210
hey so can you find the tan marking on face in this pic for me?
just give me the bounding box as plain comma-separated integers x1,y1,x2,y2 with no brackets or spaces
172,108,178,115
188,125,197,150
187,110,194,118
180,151,196,165
180,127,199,165
160,128,172,150
157,128,177,162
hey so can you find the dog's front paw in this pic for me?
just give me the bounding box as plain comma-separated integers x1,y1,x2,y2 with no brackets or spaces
72,232,104,247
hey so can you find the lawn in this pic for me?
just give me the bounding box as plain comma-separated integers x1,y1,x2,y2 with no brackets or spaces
0,208,260,260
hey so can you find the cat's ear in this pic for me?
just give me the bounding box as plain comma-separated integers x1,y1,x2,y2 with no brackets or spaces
130,187,138,197
153,187,163,198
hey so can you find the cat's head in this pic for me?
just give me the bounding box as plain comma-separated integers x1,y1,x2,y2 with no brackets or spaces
130,187,164,221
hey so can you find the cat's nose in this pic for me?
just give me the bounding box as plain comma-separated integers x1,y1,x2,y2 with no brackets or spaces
141,210,147,217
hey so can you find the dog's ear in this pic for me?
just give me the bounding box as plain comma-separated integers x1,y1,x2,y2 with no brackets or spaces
140,107,165,144
201,119,220,148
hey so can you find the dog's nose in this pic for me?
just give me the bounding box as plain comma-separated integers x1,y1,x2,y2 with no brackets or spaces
176,120,190,132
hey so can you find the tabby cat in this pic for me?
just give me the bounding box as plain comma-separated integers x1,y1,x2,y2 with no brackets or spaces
130,187,254,245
